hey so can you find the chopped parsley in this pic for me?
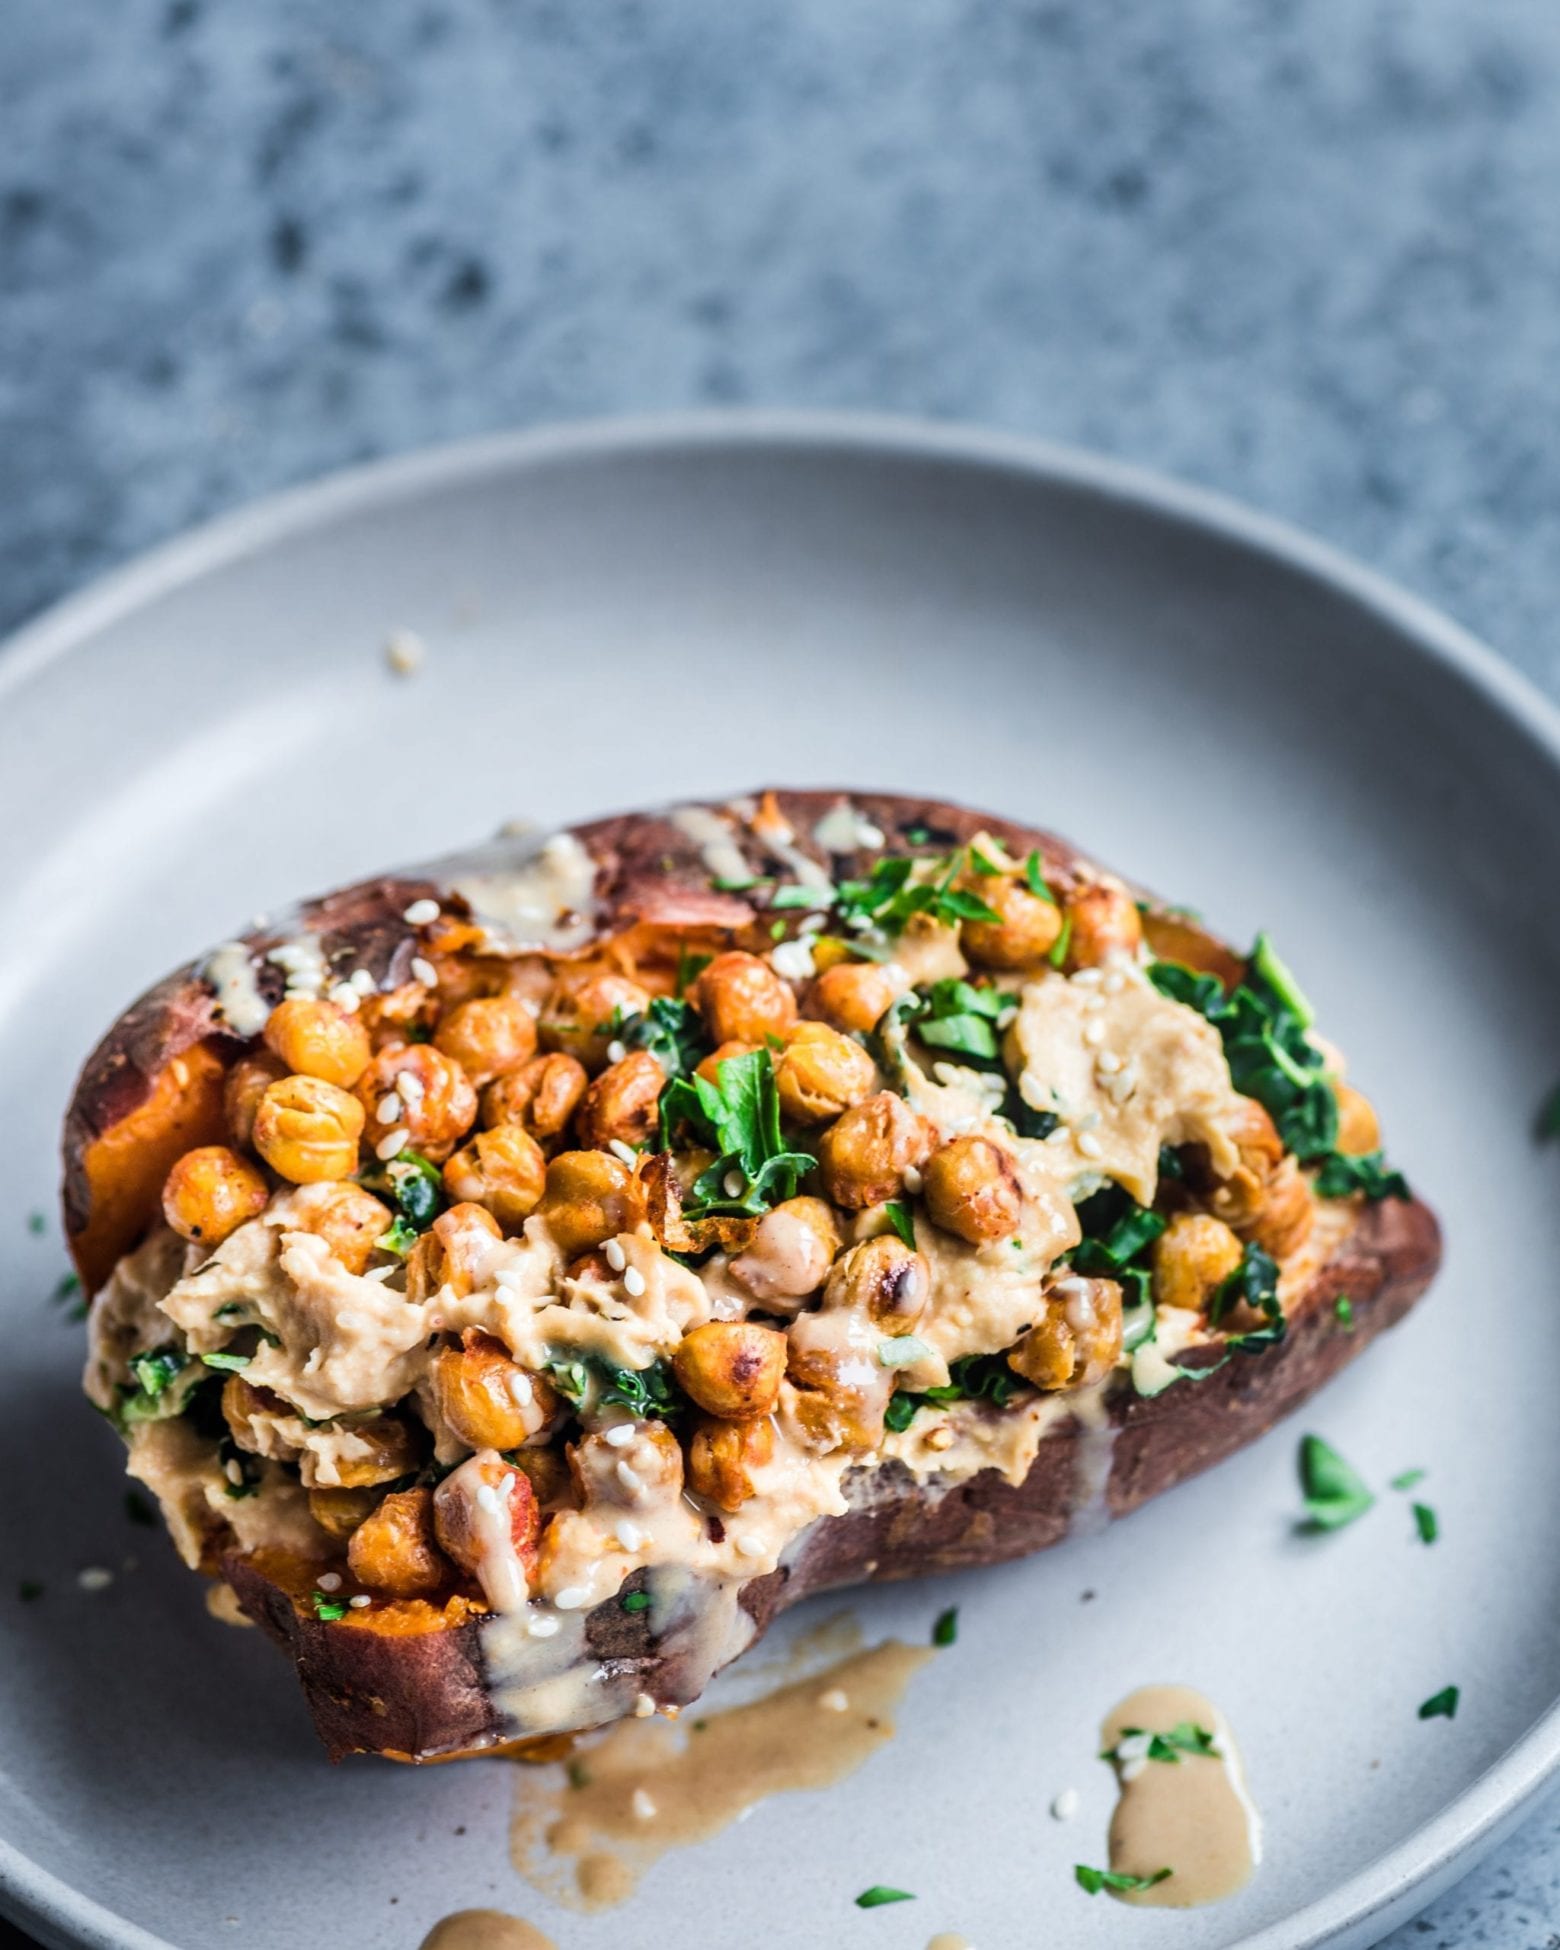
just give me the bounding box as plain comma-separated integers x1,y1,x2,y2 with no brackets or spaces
199,1350,251,1373
885,1351,1023,1431
1418,1686,1459,1721
375,1214,420,1258
1412,1501,1439,1545
913,979,1006,1061
658,1048,814,1219
854,1886,915,1909
1390,1467,1426,1492
621,1590,652,1613
52,1270,86,1322
311,1591,349,1622
613,995,709,1078
360,1147,443,1234
1103,1722,1220,1765
1334,1295,1355,1331
1047,910,1073,969
27,1211,45,1235
1024,850,1057,904
835,850,1000,937
932,1606,958,1647
883,1200,916,1249
546,1354,685,1422
1298,1433,1374,1531
1075,1865,1172,1896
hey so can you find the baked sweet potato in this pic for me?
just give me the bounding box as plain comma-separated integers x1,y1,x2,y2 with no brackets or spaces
64,790,1440,1761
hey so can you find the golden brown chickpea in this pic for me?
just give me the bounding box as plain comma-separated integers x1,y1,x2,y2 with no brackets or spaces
328,1414,423,1488
1064,881,1144,969
569,1421,684,1507
433,1455,542,1591
692,951,798,1046
536,1149,647,1259
405,1202,502,1302
219,1373,275,1453
482,1051,589,1147
161,1145,269,1247
921,1134,1025,1245
1151,1211,1244,1313
253,1075,365,1183
346,1487,448,1598
354,1043,478,1164
822,1234,931,1333
307,1484,379,1538
224,1049,286,1149
773,1019,876,1124
695,1039,758,1086
539,967,651,1071
817,1091,936,1209
285,1181,394,1274
808,960,907,1035
262,995,372,1090
672,1321,787,1421
576,1050,665,1152
430,1330,560,1451
728,1196,842,1306
1333,1082,1381,1156
687,1414,774,1512
1249,1156,1313,1260
786,1315,892,1454
433,994,538,1089
441,1122,548,1230
358,980,436,1053
960,876,1064,970
1008,1275,1124,1391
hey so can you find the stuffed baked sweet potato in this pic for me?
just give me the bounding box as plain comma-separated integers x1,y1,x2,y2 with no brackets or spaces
64,789,1440,1762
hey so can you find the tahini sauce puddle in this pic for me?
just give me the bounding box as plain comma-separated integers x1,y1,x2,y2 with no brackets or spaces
510,1638,932,1908
419,1911,555,1950
1100,1684,1260,1908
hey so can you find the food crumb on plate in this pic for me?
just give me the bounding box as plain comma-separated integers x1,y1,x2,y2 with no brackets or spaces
384,628,426,676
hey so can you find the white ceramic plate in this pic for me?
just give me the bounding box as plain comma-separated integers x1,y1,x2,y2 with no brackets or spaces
3,414,1559,1950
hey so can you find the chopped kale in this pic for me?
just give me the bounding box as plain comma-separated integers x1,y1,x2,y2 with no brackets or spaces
1298,1433,1374,1531
658,1048,814,1219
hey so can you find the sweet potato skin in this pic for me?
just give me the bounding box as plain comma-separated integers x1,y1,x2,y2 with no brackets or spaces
64,790,1443,1762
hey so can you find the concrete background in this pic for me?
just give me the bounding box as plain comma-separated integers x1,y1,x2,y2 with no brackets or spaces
3,1,1559,1943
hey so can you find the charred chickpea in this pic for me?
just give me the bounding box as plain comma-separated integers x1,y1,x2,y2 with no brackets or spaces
161,1145,269,1247
672,1321,788,1421
306,1484,380,1539
328,1414,422,1489
569,1421,684,1507
1063,881,1143,969
482,1051,589,1147
262,995,372,1090
536,1149,647,1260
922,1134,1025,1245
539,968,651,1071
433,1455,542,1602
253,1075,365,1183
224,1050,286,1149
432,994,538,1090
692,951,798,1046
355,1044,478,1164
695,1039,757,1086
817,1090,936,1209
773,1019,876,1124
576,1050,665,1152
430,1330,559,1451
728,1196,842,1306
358,981,436,1052
823,1234,931,1334
785,1316,891,1454
687,1414,774,1512
960,876,1064,970
808,960,907,1035
1151,1212,1244,1313
405,1202,502,1302
441,1122,548,1231
1333,1082,1381,1157
1206,1094,1310,1256
286,1181,394,1274
346,1486,448,1598
1008,1275,1124,1391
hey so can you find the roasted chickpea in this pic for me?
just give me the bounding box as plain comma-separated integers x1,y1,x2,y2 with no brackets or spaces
539,967,651,1071
1008,1275,1124,1390
253,1075,365,1183
356,1043,478,1164
672,1321,787,1420
808,960,907,1035
433,1454,542,1602
358,980,436,1052
1333,1082,1381,1157
161,1145,269,1246
786,1309,892,1453
482,1051,588,1147
1203,1096,1284,1230
817,1091,936,1209
773,1019,876,1124
960,876,1064,970
695,1039,757,1086
536,1149,647,1259
224,1050,286,1149
1249,1156,1313,1260
692,951,798,1046
327,1414,423,1488
921,1135,1024,1244
433,994,538,1089
576,1050,665,1152
441,1122,547,1230
728,1196,842,1306
1064,881,1143,969
346,1486,448,1598
569,1421,684,1507
284,1181,393,1274
687,1414,774,1512
822,1234,930,1333
405,1202,502,1302
262,995,372,1090
431,1330,559,1451
220,1373,275,1453
307,1485,379,1538
1151,1212,1244,1312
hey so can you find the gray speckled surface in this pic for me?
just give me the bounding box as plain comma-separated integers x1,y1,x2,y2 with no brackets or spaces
3,2,1560,1943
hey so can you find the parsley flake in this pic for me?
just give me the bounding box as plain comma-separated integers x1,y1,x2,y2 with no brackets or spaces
311,1591,349,1622
1418,1686,1459,1721
1390,1467,1426,1492
1075,1864,1173,1896
1298,1433,1374,1531
1412,1501,1439,1545
1334,1295,1355,1331
1104,1722,1220,1765
932,1606,958,1647
622,1590,652,1613
883,1200,917,1249
854,1886,915,1909
658,1048,814,1219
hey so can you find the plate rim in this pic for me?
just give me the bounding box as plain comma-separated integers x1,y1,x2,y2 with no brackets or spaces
2,407,1557,1950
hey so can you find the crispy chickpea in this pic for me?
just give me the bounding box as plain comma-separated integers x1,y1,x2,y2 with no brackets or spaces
921,1134,1025,1245
786,1310,892,1453
307,1485,379,1539
822,1234,930,1333
1064,881,1144,969
262,995,372,1090
328,1414,423,1488
431,1330,559,1451
1333,1082,1381,1156
539,968,651,1071
285,1181,393,1274
696,1039,757,1086
808,960,907,1035
220,1373,275,1453
773,1020,876,1124
482,1051,588,1147
161,1145,269,1247
692,951,798,1046
442,1122,547,1230
433,1454,542,1599
1250,1156,1313,1260
960,876,1064,970
346,1487,448,1598
576,1050,665,1152
672,1321,787,1421
687,1414,774,1512
728,1196,841,1307
405,1202,502,1302
569,1422,684,1508
355,1044,478,1164
1204,1096,1285,1230
433,994,538,1089
1151,1212,1244,1313
224,1050,286,1149
1008,1275,1124,1391
252,1075,365,1183
817,1091,936,1209
536,1149,647,1260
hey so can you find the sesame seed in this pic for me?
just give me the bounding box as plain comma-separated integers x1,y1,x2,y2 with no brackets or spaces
1051,1787,1079,1822
902,1165,923,1195
351,968,376,995
410,956,439,988
403,899,440,926
508,1372,534,1408
770,939,815,981
734,1535,765,1558
925,1426,955,1451
631,1788,657,1821
317,1571,343,1592
365,1266,396,1284
526,1613,561,1638
633,1692,656,1718
376,1092,403,1124
348,1593,372,1609
616,1520,645,1551
615,1461,644,1494
476,1485,501,1516
603,1423,636,1448
1102,969,1126,994
385,629,426,677
327,983,361,1013
225,1458,245,1484
77,1567,113,1592
622,1266,647,1298
606,1039,627,1064
554,1587,590,1611
398,1071,425,1101
1083,1019,1105,1047
1096,1051,1123,1075
604,1238,628,1273
818,1688,850,1712
608,1139,638,1167
375,1128,409,1162
723,1170,744,1199
1072,967,1103,987
1076,1131,1104,1159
